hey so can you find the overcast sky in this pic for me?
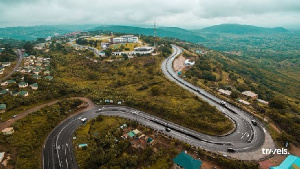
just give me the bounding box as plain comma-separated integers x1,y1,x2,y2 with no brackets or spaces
0,0,300,29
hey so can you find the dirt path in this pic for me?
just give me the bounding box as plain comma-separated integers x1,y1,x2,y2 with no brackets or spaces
0,97,95,131
173,55,186,72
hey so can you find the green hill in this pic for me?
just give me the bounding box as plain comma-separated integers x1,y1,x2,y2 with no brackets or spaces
195,24,288,34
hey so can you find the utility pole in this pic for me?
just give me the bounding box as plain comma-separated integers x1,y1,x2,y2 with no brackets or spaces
154,21,157,48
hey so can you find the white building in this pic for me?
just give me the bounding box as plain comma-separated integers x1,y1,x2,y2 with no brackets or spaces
2,127,14,135
218,89,232,96
110,35,138,44
238,99,250,105
112,47,154,56
242,91,258,99
184,59,195,66
257,99,269,105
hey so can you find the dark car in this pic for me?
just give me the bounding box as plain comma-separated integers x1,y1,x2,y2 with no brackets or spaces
227,148,236,153
251,120,257,126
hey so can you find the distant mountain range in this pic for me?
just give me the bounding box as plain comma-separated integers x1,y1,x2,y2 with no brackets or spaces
0,24,290,42
194,24,288,34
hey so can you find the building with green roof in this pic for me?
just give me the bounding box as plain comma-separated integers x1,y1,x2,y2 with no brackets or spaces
127,131,136,138
7,80,16,84
270,155,300,169
18,82,28,88
18,91,29,97
0,104,6,113
30,83,38,90
45,76,53,80
0,89,9,95
173,151,202,169
32,74,41,79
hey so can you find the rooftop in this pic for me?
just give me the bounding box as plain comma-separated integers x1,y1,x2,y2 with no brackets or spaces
173,151,202,169
0,104,6,110
2,127,14,133
242,91,258,97
270,155,300,169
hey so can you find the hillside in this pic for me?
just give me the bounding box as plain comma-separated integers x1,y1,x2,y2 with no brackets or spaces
0,25,96,40
93,25,206,43
195,24,288,34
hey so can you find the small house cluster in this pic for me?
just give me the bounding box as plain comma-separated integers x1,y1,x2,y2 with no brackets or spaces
217,88,269,107
0,62,11,75
119,124,156,150
19,55,52,80
0,151,10,167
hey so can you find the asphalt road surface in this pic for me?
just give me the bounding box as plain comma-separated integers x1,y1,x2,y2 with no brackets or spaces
43,45,268,169
0,49,23,82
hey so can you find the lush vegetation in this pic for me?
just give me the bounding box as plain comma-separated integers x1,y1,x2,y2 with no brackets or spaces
74,116,259,169
48,41,233,135
74,116,178,169
0,99,83,169
176,41,300,145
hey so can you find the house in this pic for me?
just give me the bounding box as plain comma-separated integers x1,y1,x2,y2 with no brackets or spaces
18,82,28,88
33,69,40,75
127,131,136,138
0,152,4,163
270,155,300,169
133,129,141,135
7,80,16,84
119,123,127,129
145,136,155,146
45,76,53,81
238,99,250,105
30,83,38,90
2,127,14,135
184,59,195,67
0,89,9,95
1,81,8,86
242,91,258,100
32,74,41,79
18,91,29,97
78,143,88,149
258,99,269,105
0,66,4,71
218,89,232,96
0,104,6,113
131,138,147,149
173,151,202,169
1,62,11,67
44,70,51,75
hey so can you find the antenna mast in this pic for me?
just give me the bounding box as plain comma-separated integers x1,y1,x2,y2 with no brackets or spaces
154,21,157,48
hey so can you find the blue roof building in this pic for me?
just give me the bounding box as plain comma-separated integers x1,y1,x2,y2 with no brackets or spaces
270,155,300,169
173,151,202,169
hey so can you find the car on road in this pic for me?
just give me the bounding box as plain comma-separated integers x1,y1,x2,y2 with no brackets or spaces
251,120,257,126
165,128,171,132
12,115,18,118
96,107,104,112
81,118,87,123
220,101,226,106
227,148,236,153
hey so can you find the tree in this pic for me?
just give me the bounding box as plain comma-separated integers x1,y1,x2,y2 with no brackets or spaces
150,85,160,96
269,96,287,109
23,41,33,54
122,54,128,60
104,48,112,57
231,91,239,99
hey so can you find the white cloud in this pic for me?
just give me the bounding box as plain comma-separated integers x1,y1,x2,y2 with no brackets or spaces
0,0,299,28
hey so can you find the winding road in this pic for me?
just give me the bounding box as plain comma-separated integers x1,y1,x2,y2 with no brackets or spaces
0,49,23,82
39,45,273,169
